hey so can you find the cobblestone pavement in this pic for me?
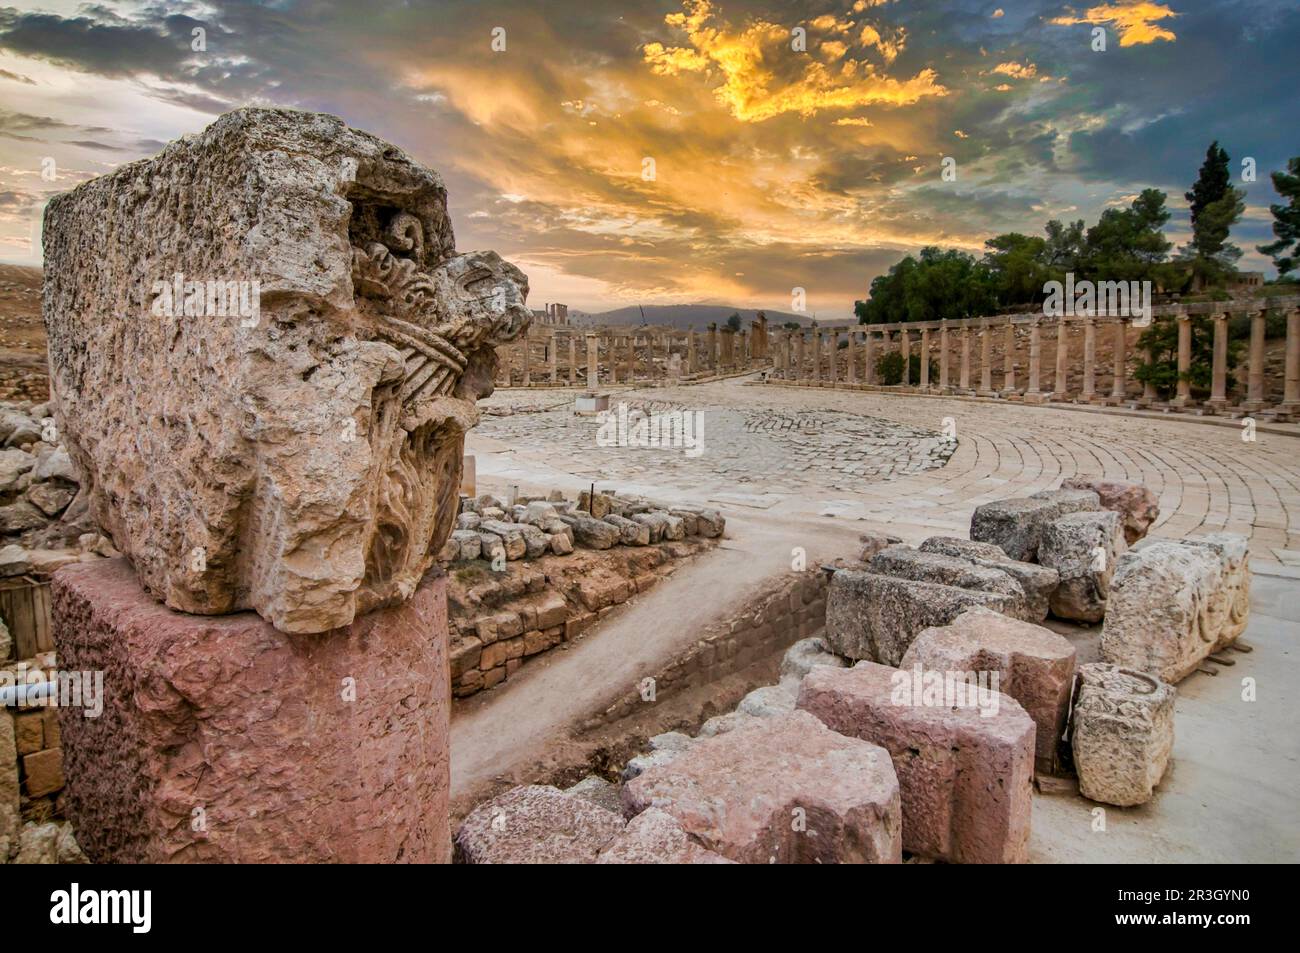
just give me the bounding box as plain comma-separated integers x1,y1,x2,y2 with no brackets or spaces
473,377,1300,565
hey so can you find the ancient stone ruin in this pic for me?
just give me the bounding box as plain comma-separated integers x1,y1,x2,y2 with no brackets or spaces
43,108,528,635
28,108,527,863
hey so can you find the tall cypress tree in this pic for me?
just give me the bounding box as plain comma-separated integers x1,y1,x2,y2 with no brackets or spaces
1259,157,1300,278
1186,141,1231,235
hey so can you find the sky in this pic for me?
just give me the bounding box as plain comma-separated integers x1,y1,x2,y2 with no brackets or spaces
0,0,1296,320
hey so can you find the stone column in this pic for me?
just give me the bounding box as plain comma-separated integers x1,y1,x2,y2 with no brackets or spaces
796,332,806,381
1208,312,1229,411
1245,310,1266,412
829,330,838,385
1110,319,1127,402
1026,320,1042,399
865,331,877,385
1003,320,1016,396
586,332,599,391
1284,308,1300,412
688,331,698,374
900,328,911,386
879,331,891,384
1053,319,1069,400
938,323,949,391
568,334,577,385
707,326,717,371
920,328,931,391
1171,312,1192,408
1081,317,1096,401
1142,348,1158,404
521,329,532,387
847,330,858,384
958,326,970,391
549,330,558,383
979,321,993,395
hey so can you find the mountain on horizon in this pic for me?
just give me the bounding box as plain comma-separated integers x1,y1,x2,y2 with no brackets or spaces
579,304,818,330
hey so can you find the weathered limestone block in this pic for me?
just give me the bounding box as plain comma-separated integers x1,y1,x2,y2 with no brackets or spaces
561,513,620,549
918,536,1059,621
899,606,1076,773
42,107,529,634
1061,478,1159,544
737,683,798,717
1038,510,1126,622
779,636,849,682
798,662,1035,863
479,520,527,560
563,775,624,815
868,544,1030,619
623,711,901,864
1072,663,1175,806
1029,487,1101,512
450,529,481,561
1179,533,1250,648
825,570,1017,665
1101,541,1224,682
596,808,734,864
970,493,1098,562
51,557,451,863
454,785,624,864
670,505,724,538
603,513,650,546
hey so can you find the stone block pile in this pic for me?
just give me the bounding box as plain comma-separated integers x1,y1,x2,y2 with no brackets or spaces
444,491,724,698
451,476,1259,861
0,401,116,580
441,489,724,566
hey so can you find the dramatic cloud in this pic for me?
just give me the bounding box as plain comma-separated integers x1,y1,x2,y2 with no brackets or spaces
0,0,1294,318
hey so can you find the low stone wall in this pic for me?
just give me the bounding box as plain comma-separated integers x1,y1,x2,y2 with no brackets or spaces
588,569,829,726
448,538,715,698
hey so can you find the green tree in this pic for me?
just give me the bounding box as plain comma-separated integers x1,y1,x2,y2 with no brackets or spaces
725,312,741,332
1179,141,1245,287
1135,314,1240,399
1081,189,1173,284
982,232,1051,306
1259,157,1300,278
1044,218,1086,274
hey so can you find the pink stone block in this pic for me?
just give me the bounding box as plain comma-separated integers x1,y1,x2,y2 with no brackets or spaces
623,711,901,864
798,661,1035,863
52,558,450,863
900,606,1076,774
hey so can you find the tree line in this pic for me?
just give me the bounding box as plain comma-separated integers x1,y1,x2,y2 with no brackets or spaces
855,143,1300,326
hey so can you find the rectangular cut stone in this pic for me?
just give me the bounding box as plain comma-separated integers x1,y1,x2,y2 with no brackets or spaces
970,494,1098,562
825,570,1017,665
1038,510,1126,623
1072,663,1175,806
868,545,1031,620
918,536,1059,621
51,557,450,863
0,709,18,861
900,606,1077,774
622,711,902,864
455,785,625,864
798,662,1035,863
42,108,529,634
1101,541,1225,683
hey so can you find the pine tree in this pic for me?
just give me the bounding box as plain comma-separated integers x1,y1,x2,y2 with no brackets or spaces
1179,142,1244,286
1259,157,1300,278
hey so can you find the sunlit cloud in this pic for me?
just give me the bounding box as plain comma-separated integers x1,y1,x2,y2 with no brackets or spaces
1050,2,1179,47
642,0,946,123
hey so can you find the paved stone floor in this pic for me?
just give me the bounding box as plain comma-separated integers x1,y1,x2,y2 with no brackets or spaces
475,376,1300,566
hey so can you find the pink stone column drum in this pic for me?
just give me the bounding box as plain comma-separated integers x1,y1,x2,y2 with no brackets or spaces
52,558,451,864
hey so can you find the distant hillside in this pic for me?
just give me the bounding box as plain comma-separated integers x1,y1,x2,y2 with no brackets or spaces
581,304,816,330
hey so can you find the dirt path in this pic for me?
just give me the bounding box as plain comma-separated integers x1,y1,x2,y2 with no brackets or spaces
448,504,855,803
